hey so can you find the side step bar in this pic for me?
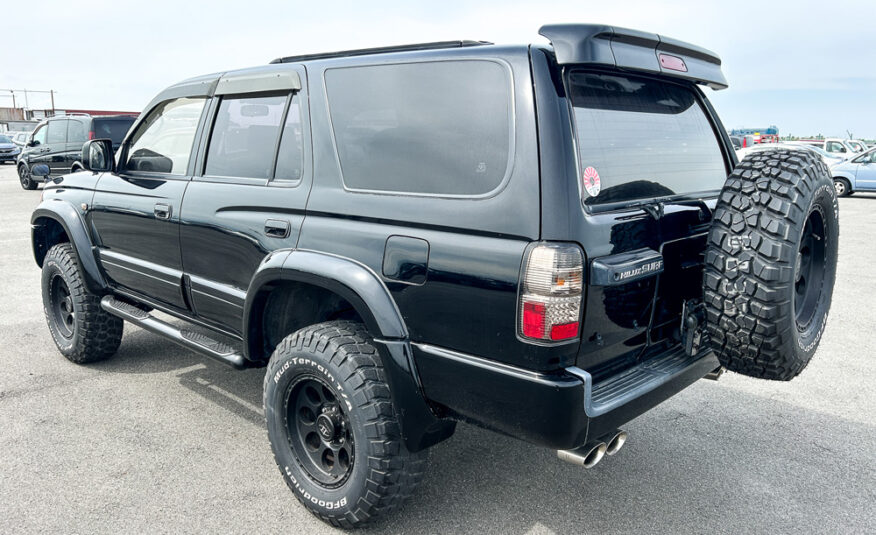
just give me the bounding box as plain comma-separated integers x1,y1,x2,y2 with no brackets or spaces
100,296,249,369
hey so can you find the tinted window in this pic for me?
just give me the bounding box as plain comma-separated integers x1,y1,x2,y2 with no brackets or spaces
205,94,286,179
93,118,136,144
47,120,67,144
569,71,727,206
32,125,47,145
274,95,303,182
67,120,86,143
125,98,205,174
325,60,512,195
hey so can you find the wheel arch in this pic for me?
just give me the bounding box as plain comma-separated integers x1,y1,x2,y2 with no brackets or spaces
243,250,454,452
31,201,107,293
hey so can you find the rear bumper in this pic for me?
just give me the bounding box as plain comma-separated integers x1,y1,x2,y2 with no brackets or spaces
413,343,719,450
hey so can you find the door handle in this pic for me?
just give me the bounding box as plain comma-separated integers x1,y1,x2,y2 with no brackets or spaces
154,203,172,220
264,219,291,238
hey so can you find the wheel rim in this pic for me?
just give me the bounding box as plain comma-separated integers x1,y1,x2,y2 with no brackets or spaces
18,165,29,185
49,274,75,339
285,376,354,488
834,180,845,196
795,207,827,330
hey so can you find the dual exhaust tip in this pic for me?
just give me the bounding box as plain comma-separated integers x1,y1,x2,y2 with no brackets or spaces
557,429,628,469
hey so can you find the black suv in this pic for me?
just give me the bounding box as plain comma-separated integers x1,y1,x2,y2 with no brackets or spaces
18,114,136,190
29,24,838,529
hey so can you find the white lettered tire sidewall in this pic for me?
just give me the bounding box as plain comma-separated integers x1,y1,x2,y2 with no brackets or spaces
264,347,366,517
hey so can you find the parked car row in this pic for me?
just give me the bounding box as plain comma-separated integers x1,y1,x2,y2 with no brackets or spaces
14,114,137,190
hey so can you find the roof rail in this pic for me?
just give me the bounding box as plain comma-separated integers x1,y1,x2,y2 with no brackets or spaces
270,40,492,64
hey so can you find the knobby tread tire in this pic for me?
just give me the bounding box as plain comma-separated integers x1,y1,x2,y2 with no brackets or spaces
263,321,426,529
703,149,838,380
42,243,123,363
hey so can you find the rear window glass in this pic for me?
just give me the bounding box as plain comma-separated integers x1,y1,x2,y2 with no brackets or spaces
205,94,287,179
325,60,512,196
93,118,136,144
569,71,727,207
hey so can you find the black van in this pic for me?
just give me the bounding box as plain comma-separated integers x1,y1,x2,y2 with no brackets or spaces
17,114,136,190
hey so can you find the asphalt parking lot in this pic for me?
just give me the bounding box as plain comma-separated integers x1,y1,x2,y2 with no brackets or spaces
0,164,873,534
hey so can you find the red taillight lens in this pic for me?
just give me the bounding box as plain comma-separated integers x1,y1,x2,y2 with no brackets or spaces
88,131,95,140
550,322,579,341
518,243,584,343
522,302,546,338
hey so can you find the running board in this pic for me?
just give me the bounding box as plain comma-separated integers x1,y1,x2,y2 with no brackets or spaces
100,296,248,369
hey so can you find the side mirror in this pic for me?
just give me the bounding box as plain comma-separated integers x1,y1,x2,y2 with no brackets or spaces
31,164,51,179
81,139,114,173
27,139,39,147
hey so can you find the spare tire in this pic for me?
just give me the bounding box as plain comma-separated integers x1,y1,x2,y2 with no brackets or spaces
703,149,838,380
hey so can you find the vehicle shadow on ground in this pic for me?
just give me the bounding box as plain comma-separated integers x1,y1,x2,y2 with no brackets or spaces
97,327,267,426
94,330,874,534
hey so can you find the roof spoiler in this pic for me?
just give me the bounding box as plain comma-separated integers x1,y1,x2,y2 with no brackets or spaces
538,24,728,90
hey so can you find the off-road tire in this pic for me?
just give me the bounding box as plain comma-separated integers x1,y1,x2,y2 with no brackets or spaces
41,243,123,363
263,321,427,529
19,163,36,190
704,149,838,380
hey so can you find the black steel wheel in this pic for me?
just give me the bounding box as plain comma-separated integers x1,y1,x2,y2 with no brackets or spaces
794,207,827,330
49,273,76,340
286,376,354,488
264,321,427,529
19,163,36,190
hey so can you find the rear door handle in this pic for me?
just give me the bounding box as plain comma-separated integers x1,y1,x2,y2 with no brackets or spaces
264,219,291,238
154,203,172,220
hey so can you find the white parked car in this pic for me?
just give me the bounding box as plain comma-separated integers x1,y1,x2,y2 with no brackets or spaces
794,138,859,156
737,143,846,168
846,139,868,152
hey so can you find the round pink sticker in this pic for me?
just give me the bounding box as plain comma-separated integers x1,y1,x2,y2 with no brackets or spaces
582,166,601,197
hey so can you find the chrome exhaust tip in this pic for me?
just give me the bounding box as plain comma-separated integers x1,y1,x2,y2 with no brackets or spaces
604,430,628,456
557,441,607,469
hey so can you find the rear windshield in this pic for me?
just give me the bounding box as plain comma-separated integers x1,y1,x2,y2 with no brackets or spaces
93,117,136,144
568,71,727,207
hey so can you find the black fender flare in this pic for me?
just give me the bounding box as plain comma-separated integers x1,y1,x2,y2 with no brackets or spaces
31,200,107,293
243,249,455,452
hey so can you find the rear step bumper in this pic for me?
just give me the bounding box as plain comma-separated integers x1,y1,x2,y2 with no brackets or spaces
414,343,719,450
100,296,249,370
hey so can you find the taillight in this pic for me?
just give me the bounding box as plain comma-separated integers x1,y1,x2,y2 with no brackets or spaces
88,131,95,140
518,243,584,343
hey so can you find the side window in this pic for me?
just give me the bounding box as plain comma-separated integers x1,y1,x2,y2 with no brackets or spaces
125,97,206,175
273,95,303,182
204,94,287,179
325,60,513,196
47,120,67,144
827,141,846,153
32,125,47,145
67,120,87,144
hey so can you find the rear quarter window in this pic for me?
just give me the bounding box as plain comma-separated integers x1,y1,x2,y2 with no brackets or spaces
325,60,513,196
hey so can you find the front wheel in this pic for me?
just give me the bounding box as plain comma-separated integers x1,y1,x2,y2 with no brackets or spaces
263,321,426,529
41,243,123,363
19,163,36,190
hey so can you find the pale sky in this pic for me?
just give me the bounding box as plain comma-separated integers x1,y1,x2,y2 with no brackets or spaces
2,0,874,138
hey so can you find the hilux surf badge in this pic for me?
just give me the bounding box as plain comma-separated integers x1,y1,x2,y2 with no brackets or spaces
582,166,601,197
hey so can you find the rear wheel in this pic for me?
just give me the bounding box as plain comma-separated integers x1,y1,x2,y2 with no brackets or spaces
263,321,426,528
832,178,850,197
18,163,36,190
704,149,838,380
